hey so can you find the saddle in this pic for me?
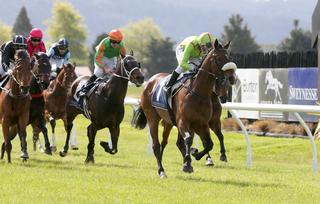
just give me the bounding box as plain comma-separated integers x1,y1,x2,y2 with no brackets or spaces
151,71,196,125
71,77,109,119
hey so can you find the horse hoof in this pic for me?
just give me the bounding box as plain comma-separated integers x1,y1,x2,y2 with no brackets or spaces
45,148,52,155
71,146,79,150
182,164,194,173
159,171,167,179
51,146,57,152
59,151,67,157
220,155,228,162
22,158,28,162
20,153,29,159
206,157,214,166
85,157,95,164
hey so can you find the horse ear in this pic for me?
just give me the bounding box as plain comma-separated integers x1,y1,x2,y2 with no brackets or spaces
224,41,231,49
214,39,219,49
130,50,134,56
138,62,141,68
72,62,76,70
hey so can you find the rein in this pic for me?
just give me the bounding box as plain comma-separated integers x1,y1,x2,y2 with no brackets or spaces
113,56,140,81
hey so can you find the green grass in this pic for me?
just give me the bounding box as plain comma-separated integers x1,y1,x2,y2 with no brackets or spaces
0,106,319,204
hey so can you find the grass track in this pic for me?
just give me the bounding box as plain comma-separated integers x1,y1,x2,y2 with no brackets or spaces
0,105,319,203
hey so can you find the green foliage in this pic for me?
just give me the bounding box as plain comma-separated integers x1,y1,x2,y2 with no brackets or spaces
12,6,32,37
46,2,88,65
0,22,12,45
278,19,313,52
221,14,260,54
88,33,109,72
121,18,164,64
144,37,177,77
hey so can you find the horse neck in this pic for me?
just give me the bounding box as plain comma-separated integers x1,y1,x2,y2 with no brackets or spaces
53,71,67,93
9,75,21,95
192,60,216,98
102,64,129,102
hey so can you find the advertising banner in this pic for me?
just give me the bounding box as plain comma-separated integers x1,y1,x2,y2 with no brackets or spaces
259,69,288,121
288,67,318,122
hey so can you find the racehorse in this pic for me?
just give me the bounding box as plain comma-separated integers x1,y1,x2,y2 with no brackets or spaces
0,52,52,157
59,53,144,163
0,49,33,162
33,63,77,152
132,40,237,178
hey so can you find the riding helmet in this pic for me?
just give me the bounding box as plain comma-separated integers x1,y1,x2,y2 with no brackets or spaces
109,29,123,42
30,28,43,39
12,35,27,48
58,38,69,48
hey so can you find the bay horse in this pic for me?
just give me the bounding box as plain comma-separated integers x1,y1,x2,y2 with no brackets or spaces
0,49,33,162
0,52,52,158
59,53,144,163
132,40,237,178
32,63,77,152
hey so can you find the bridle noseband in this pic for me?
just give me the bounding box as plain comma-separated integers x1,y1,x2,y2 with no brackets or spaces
113,56,141,82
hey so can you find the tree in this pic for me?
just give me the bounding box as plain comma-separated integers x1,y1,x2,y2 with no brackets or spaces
221,14,260,54
278,19,313,52
0,22,12,45
46,2,88,64
121,18,164,64
89,32,109,73
12,6,32,37
144,37,177,77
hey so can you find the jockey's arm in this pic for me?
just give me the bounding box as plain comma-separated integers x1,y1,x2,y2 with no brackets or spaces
46,47,54,58
1,44,11,71
120,46,126,58
63,52,71,65
94,40,106,68
179,43,193,72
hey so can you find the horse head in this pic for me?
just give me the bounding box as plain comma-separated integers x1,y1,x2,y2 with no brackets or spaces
59,62,77,89
202,39,237,86
33,52,51,89
120,54,144,87
13,49,32,95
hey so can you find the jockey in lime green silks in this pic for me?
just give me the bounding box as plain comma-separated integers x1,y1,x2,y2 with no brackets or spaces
164,32,215,94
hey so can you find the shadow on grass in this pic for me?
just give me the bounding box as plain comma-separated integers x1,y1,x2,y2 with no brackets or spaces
176,175,286,188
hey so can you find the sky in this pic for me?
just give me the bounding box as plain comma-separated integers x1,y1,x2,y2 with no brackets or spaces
0,0,318,45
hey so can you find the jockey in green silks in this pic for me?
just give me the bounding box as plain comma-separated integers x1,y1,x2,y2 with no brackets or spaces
164,32,215,94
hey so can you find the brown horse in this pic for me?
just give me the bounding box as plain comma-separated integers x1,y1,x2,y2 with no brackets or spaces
0,49,33,162
59,54,144,163
33,63,77,152
132,40,237,177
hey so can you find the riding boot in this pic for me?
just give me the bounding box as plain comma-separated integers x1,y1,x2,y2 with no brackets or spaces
79,74,97,97
164,71,180,96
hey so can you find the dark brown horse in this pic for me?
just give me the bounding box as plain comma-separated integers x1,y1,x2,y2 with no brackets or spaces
59,54,144,163
132,40,237,178
0,49,33,162
33,63,77,152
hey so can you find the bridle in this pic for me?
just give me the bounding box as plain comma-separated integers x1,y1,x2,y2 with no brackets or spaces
113,56,141,82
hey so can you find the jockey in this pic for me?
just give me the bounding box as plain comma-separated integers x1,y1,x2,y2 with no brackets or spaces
0,35,28,77
79,29,126,96
27,28,46,58
164,32,214,94
47,38,70,79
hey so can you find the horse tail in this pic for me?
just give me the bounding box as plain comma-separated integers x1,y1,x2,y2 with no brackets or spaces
131,106,147,130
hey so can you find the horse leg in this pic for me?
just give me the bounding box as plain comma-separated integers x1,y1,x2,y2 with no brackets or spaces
210,116,227,163
31,124,41,152
18,124,29,161
0,142,5,159
160,122,172,160
39,117,52,155
176,132,186,161
59,107,77,157
181,129,194,173
192,126,213,161
49,116,57,152
100,125,119,155
85,124,97,164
